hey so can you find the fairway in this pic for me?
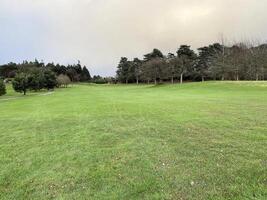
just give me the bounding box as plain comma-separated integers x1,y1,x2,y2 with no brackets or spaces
0,82,267,199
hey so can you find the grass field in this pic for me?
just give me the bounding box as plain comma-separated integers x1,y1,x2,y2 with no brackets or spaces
0,82,266,199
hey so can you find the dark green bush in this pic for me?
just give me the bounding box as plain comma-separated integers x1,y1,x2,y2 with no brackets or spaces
0,79,6,96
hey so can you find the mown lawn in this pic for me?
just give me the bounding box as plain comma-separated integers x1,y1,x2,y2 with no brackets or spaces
0,82,266,199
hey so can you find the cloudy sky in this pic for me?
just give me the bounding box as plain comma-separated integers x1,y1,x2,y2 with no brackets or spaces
1,0,267,76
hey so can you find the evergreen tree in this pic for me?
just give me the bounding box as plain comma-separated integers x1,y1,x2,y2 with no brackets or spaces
141,58,165,84
12,73,29,95
209,43,231,80
177,45,197,83
196,46,214,81
166,53,180,84
28,68,45,91
116,57,131,83
0,79,6,96
144,49,164,61
43,70,57,90
81,66,91,82
132,58,142,84
66,67,78,82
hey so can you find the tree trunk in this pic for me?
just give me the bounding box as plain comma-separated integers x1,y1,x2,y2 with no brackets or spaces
180,73,183,84
202,76,204,82
256,73,259,81
171,76,174,84
236,74,239,81
221,75,225,81
126,79,128,84
23,89,26,95
154,79,157,85
136,78,139,85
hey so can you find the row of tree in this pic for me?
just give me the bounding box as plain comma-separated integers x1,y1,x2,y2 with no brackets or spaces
12,68,57,95
116,42,267,84
0,60,94,95
0,60,91,82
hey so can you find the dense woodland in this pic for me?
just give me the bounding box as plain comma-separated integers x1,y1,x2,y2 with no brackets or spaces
116,42,267,84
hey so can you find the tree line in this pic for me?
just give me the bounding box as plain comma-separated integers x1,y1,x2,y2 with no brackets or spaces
116,42,267,84
1,41,267,96
0,60,92,95
0,60,91,82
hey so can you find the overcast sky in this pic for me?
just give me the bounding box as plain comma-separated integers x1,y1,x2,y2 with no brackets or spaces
1,0,267,76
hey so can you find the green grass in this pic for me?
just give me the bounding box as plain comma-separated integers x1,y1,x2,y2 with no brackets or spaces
0,82,266,199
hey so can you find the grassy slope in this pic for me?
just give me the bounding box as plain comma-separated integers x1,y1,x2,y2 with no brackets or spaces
0,82,266,199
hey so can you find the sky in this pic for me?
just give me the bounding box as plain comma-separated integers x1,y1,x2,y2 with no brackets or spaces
1,0,267,76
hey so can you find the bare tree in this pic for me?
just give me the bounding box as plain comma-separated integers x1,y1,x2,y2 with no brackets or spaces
57,74,71,88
